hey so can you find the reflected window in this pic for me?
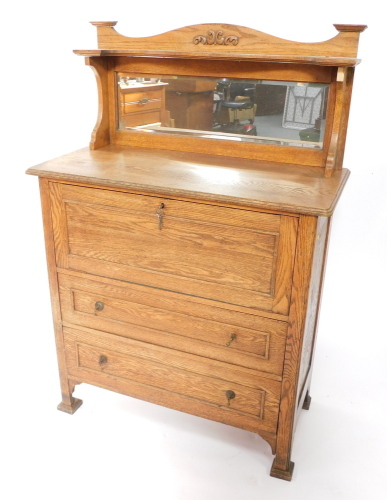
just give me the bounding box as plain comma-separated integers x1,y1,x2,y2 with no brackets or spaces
117,74,329,149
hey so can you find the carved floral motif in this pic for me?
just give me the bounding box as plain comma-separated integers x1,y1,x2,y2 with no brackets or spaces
193,30,239,46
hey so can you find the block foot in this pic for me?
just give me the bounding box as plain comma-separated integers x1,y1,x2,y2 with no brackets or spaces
270,460,295,481
302,391,312,410
57,397,83,414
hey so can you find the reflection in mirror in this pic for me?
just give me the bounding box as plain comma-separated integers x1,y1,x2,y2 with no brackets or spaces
117,74,329,149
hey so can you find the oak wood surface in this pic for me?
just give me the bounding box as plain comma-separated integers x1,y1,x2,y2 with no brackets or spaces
63,327,278,451
38,178,82,413
271,215,318,479
75,23,367,66
297,217,329,406
72,23,366,172
75,49,362,67
113,57,334,83
49,181,297,314
59,267,288,322
64,326,281,432
86,57,111,150
58,272,288,377
26,146,350,217
296,216,332,425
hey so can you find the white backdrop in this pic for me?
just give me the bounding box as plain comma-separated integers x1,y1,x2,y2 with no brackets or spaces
1,2,386,499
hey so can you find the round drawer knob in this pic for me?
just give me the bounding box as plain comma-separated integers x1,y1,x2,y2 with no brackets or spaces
225,390,236,406
99,355,108,365
95,301,104,312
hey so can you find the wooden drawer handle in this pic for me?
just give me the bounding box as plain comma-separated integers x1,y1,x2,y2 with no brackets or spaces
225,390,236,406
225,333,236,347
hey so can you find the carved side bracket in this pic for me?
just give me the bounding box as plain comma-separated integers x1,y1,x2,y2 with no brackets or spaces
325,67,355,176
85,57,110,150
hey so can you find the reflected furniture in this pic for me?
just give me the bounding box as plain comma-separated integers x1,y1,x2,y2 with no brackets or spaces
218,96,257,135
217,83,257,125
26,22,366,481
164,78,216,130
118,80,169,129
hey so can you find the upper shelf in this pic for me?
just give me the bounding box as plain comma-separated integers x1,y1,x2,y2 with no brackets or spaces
73,22,367,66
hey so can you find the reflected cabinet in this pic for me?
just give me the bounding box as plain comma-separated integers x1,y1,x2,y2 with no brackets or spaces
26,22,366,481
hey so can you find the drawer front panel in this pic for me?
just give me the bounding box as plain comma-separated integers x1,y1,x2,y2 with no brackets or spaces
121,110,162,127
121,89,163,103
123,99,161,114
59,272,288,375
50,182,298,315
64,326,281,430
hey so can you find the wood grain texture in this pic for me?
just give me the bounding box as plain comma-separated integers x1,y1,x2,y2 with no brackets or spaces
59,267,288,322
113,57,334,84
74,49,361,67
85,57,111,149
26,146,350,217
296,216,332,424
297,217,329,405
334,67,355,170
272,216,298,315
38,178,82,413
63,325,278,451
111,129,326,167
58,272,288,377
271,215,318,476
49,182,297,314
48,182,69,268
76,23,367,66
64,326,281,432
326,68,346,174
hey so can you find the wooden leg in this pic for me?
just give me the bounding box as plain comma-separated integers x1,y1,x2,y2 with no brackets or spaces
57,380,83,414
302,390,312,410
39,180,83,416
270,458,295,481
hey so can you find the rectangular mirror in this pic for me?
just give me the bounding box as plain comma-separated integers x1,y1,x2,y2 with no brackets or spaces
117,74,329,149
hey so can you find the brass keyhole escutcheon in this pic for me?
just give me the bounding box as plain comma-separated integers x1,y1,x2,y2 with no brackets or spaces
226,333,236,347
99,355,108,366
156,202,165,230
225,390,236,406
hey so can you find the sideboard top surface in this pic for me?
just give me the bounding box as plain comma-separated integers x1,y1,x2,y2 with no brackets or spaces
26,145,349,216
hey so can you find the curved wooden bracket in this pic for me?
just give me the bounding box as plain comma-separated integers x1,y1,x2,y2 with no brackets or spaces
85,57,111,150
325,67,355,176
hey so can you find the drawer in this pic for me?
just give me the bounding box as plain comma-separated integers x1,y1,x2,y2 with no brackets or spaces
122,98,161,115
121,89,163,103
121,110,162,127
50,182,298,315
63,326,281,432
59,272,287,376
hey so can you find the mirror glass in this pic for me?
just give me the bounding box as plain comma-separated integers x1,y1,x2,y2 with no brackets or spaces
117,73,329,149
